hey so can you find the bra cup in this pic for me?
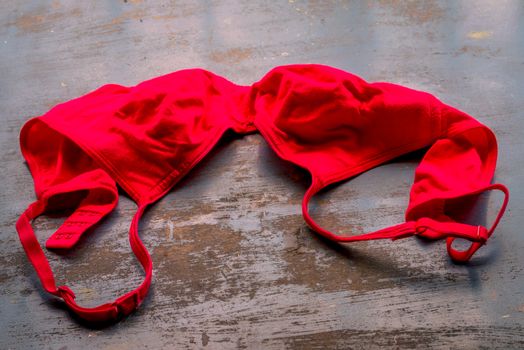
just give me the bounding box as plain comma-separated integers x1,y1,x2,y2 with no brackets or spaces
41,69,249,202
255,65,368,145
254,65,440,180
272,81,362,144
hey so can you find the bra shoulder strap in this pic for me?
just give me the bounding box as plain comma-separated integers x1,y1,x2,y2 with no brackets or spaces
445,183,509,262
301,178,509,262
301,178,417,242
16,198,152,323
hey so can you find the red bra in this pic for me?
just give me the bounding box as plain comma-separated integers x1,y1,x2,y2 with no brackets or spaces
17,64,509,323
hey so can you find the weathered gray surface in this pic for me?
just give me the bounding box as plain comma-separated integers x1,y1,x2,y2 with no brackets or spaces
1,1,523,349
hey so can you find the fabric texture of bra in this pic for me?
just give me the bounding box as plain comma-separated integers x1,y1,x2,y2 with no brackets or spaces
16,64,509,323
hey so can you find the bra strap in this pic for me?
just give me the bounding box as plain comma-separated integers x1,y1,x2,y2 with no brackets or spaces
45,188,117,249
301,179,417,242
445,183,509,263
16,200,152,323
302,179,509,262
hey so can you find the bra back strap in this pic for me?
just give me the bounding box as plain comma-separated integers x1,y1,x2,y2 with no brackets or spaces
45,187,117,249
16,201,152,323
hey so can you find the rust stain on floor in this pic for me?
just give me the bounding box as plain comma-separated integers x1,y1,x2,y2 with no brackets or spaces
209,48,254,64
9,6,82,34
456,45,501,58
375,0,445,24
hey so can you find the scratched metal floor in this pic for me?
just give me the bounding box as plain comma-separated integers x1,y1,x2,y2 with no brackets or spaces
1,1,523,349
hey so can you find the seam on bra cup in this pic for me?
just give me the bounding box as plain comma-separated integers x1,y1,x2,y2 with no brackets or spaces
255,116,438,187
